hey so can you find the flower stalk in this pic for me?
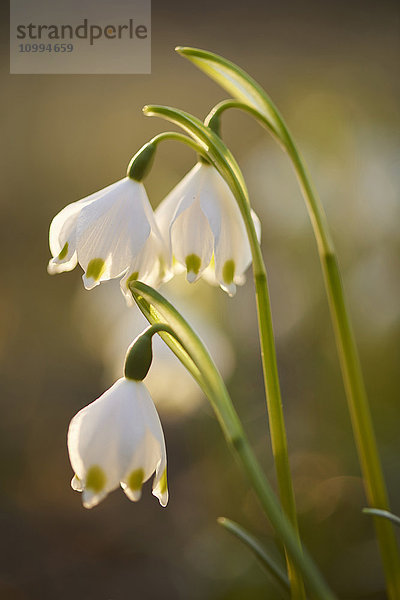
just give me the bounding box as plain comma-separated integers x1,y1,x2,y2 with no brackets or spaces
130,280,336,600
281,140,400,600
243,203,306,600
140,105,307,598
204,98,400,600
174,46,400,597
127,131,207,181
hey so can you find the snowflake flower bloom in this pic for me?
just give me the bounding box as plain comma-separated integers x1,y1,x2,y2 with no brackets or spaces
47,177,168,293
67,377,168,509
156,162,261,296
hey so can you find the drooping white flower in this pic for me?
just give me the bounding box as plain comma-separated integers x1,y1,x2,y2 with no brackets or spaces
67,377,168,509
48,178,168,294
156,162,261,296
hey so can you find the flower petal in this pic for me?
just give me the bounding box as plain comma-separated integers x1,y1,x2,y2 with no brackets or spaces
120,231,171,304
68,378,167,509
155,164,204,248
48,181,123,273
155,162,260,295
207,168,261,294
170,198,214,282
156,164,219,281
48,205,82,274
152,463,168,507
68,379,146,496
47,248,78,275
71,474,83,491
82,487,109,509
76,179,151,284
120,383,166,504
49,199,89,258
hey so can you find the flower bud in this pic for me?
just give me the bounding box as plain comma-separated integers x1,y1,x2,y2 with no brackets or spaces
127,142,157,182
206,112,221,136
124,332,153,381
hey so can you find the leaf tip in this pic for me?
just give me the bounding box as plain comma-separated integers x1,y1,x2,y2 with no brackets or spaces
175,46,194,55
175,46,201,58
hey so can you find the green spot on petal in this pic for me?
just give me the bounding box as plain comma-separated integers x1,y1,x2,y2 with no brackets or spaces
159,468,168,495
128,468,144,491
126,271,139,289
222,259,235,285
58,242,68,260
185,254,201,275
86,258,106,281
86,465,106,493
158,255,167,280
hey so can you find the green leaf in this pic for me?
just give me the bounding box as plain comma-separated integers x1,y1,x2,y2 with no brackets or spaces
218,517,290,596
363,508,400,528
175,46,289,145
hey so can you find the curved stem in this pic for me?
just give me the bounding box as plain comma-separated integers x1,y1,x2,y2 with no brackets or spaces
195,344,335,600
205,100,285,149
142,323,177,338
234,178,306,600
149,131,207,155
127,131,208,180
203,337,335,600
204,103,306,599
278,124,400,600
143,104,306,598
212,100,400,599
130,281,337,599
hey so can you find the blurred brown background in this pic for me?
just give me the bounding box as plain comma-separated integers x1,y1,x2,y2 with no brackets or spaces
1,0,399,598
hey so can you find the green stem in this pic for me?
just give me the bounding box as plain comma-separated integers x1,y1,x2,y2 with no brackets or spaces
130,281,337,599
149,131,207,154
141,323,177,338
199,366,334,600
188,344,334,599
287,138,400,600
210,100,400,598
241,190,306,600
205,105,306,600
142,104,306,598
127,131,207,180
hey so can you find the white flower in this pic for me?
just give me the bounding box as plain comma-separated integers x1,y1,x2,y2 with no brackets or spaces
67,377,168,509
48,178,168,294
156,162,261,296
